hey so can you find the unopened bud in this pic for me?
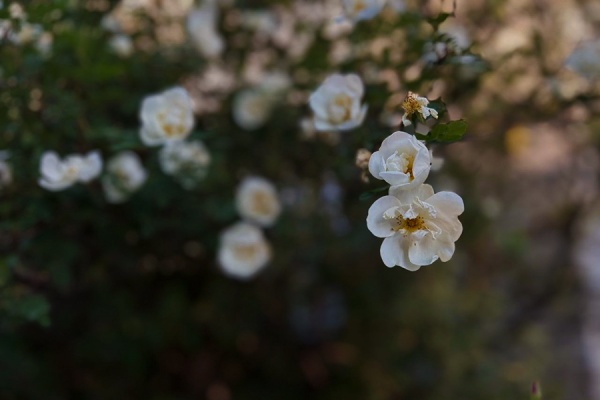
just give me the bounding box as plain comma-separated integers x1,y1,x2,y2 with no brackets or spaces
531,381,542,399
355,148,371,170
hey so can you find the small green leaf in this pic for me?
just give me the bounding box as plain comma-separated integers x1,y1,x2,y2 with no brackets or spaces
359,185,390,202
416,120,467,143
428,13,453,30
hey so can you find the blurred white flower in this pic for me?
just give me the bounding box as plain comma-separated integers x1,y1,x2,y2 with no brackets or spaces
8,2,25,20
218,222,272,280
186,3,224,59
35,31,52,56
401,91,438,126
309,73,367,131
565,40,600,81
0,151,12,190
368,130,431,190
366,184,463,270
139,87,195,146
39,151,102,191
159,140,211,189
232,88,273,130
232,72,291,130
109,34,134,57
9,22,41,45
102,151,147,203
236,176,281,227
341,0,387,22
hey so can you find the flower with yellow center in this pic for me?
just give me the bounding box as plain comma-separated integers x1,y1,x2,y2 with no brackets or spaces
309,73,368,131
367,184,464,270
341,0,387,22
368,130,431,190
139,87,195,146
102,151,147,203
236,176,282,227
401,91,438,126
39,151,103,191
218,222,272,280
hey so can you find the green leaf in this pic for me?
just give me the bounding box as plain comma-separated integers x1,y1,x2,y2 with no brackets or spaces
14,294,51,327
427,13,453,30
415,120,467,143
359,185,390,201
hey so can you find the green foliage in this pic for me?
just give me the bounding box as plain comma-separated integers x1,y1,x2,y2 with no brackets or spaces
0,0,578,399
416,120,468,143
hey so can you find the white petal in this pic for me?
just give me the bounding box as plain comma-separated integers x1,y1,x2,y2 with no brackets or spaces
39,178,73,191
408,232,439,266
366,195,401,238
368,151,385,180
380,235,421,271
78,151,103,182
426,191,464,216
379,131,413,158
140,127,165,146
389,183,434,203
411,146,432,183
39,152,63,180
379,170,410,186
437,238,456,262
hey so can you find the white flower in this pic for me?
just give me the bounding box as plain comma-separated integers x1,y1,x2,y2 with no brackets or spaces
159,140,211,189
109,34,133,57
309,73,367,131
232,72,291,130
39,151,103,191
102,151,147,203
341,0,387,22
186,3,224,59
565,40,600,81
368,131,431,190
401,91,438,126
218,222,272,280
139,87,195,146
232,88,273,130
236,176,281,227
367,184,463,271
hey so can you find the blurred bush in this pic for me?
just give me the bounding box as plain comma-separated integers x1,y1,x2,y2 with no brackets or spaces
0,0,599,399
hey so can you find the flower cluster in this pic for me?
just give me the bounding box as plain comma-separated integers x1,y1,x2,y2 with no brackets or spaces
218,176,281,280
366,131,464,271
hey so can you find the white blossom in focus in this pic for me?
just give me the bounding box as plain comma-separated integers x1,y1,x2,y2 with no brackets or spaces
401,91,438,126
218,222,272,280
309,73,367,131
341,0,387,22
565,40,600,81
139,87,195,146
102,151,147,203
236,176,281,227
186,3,224,59
109,34,134,57
368,131,431,190
367,184,463,270
39,151,103,191
159,140,211,189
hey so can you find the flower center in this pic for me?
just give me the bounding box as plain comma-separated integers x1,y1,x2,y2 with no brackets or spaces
401,91,422,118
232,244,258,260
385,151,415,180
329,94,353,124
157,109,187,138
392,215,426,233
352,1,367,14
251,191,274,216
